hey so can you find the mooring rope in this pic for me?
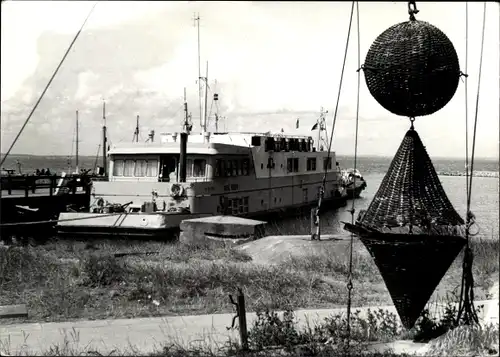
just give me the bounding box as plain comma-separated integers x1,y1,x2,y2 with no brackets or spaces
456,1,487,326
0,2,99,167
346,1,361,348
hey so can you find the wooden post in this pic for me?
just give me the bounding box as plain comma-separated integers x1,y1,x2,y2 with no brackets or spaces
49,176,55,196
31,177,36,194
24,177,29,197
71,178,77,195
237,288,249,351
311,207,320,240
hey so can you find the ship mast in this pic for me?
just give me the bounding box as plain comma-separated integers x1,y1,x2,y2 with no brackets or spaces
179,88,191,183
102,99,107,176
193,13,204,132
203,61,209,132
75,110,79,173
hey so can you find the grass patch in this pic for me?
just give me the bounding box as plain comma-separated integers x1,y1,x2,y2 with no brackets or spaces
0,234,498,324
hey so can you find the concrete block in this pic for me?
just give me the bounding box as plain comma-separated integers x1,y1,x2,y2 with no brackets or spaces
179,215,267,247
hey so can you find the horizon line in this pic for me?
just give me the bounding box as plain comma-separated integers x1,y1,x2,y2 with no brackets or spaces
1,152,499,162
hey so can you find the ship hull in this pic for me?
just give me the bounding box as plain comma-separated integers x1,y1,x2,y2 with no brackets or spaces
56,195,347,239
346,181,367,199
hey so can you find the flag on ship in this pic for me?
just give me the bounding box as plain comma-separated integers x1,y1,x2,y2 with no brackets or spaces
311,122,318,131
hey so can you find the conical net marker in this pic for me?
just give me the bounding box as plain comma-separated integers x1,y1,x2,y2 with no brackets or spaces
344,128,466,329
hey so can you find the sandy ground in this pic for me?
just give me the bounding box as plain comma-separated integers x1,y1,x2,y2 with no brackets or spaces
235,234,370,265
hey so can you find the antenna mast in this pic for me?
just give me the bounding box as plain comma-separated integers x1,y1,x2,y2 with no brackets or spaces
75,110,79,173
193,13,203,132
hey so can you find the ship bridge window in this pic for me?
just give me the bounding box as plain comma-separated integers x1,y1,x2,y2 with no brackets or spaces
285,139,290,152
287,158,299,173
307,158,317,171
301,140,307,152
251,136,261,146
265,137,275,152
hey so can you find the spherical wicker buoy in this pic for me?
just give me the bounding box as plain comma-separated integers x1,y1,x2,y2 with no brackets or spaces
364,20,461,117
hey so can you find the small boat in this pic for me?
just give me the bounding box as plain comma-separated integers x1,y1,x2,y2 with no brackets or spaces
341,168,367,198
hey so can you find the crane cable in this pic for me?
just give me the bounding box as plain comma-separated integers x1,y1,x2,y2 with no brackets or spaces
0,2,99,167
456,1,487,326
311,1,356,240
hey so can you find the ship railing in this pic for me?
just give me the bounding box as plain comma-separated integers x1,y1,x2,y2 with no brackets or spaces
0,174,92,197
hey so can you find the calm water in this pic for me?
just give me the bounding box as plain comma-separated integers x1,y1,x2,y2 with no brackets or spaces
2,154,498,240
269,173,499,241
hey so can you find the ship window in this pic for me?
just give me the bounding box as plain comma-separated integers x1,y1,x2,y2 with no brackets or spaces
287,158,299,173
193,159,206,177
146,160,158,177
307,158,317,171
227,160,233,176
232,160,238,176
123,160,135,177
215,159,221,177
134,160,147,177
221,160,226,177
251,136,261,146
242,159,250,175
323,157,332,170
186,159,193,177
301,140,307,152
265,137,275,152
113,160,124,176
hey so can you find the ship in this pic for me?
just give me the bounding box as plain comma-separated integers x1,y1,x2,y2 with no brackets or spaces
56,110,349,238
56,15,353,238
341,168,367,198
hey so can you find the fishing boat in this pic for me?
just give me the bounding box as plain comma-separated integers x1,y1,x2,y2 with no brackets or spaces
341,168,367,198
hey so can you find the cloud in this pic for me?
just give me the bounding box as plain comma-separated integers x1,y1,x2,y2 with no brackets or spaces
1,1,498,159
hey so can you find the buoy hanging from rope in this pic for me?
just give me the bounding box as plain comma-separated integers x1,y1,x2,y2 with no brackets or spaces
362,1,461,117
345,0,469,330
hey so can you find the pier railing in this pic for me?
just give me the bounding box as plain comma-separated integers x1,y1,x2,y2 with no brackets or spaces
0,174,92,197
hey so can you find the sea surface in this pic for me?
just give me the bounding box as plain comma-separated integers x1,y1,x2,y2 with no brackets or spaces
1,154,499,240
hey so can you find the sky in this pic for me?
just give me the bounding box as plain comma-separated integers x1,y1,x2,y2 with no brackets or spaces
1,1,499,159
